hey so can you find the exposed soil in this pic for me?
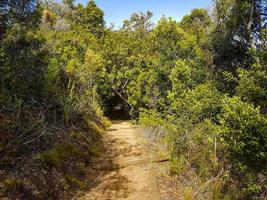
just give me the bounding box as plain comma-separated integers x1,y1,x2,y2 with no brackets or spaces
76,121,163,200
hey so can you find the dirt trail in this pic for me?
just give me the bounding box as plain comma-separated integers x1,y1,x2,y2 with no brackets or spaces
77,121,162,200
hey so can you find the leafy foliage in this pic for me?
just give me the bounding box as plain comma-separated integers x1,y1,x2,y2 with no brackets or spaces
220,97,267,169
0,0,266,199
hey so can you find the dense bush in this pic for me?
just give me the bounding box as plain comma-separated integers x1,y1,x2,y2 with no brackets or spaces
137,2,267,199
0,1,108,199
1,0,266,199
220,97,267,170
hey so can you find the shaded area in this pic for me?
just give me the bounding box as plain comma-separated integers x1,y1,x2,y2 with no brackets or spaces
82,169,132,199
102,94,131,120
0,124,106,200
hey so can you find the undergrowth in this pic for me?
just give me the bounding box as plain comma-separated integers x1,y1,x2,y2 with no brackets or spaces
139,108,267,200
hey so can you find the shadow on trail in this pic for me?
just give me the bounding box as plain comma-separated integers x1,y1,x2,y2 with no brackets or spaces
76,121,141,199
83,169,132,199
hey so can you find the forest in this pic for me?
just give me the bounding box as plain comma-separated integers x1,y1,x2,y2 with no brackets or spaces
0,0,267,199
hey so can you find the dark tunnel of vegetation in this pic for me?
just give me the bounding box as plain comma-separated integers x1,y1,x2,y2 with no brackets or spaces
102,94,131,120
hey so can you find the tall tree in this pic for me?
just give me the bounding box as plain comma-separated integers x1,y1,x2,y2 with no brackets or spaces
212,0,265,94
75,0,105,37
0,0,38,37
122,11,154,38
180,8,212,46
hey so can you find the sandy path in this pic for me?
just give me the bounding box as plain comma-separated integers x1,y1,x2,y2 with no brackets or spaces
77,121,161,200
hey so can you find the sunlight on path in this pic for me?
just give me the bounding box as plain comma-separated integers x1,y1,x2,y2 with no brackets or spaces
77,121,161,200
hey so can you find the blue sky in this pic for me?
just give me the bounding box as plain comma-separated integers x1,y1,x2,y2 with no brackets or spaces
75,0,213,28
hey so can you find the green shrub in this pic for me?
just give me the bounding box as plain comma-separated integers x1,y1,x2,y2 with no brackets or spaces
217,96,267,199
220,97,267,170
139,109,165,127
169,83,222,122
171,119,221,178
39,142,87,168
170,156,188,175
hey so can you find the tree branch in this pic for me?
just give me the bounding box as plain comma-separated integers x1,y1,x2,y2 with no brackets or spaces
111,88,133,110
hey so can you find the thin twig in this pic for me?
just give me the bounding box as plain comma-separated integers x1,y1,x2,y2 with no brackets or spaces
194,167,225,197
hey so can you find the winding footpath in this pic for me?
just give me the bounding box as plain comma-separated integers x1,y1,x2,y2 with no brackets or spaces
78,121,162,200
